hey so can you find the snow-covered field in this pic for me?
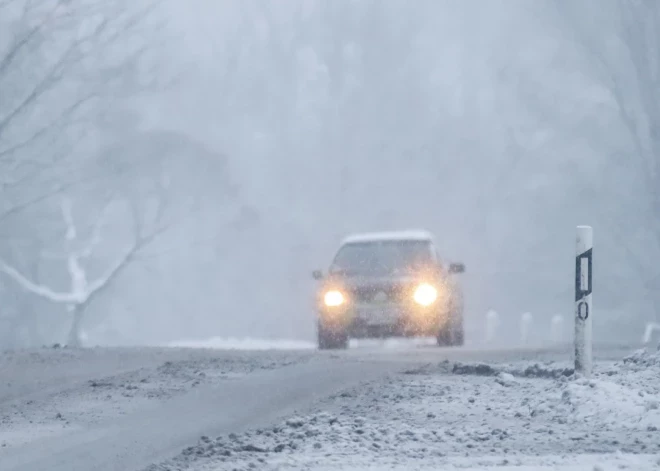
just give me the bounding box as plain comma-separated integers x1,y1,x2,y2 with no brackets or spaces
150,348,660,471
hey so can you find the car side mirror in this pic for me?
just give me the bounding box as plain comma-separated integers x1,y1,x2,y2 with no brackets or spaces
448,263,465,274
312,270,324,280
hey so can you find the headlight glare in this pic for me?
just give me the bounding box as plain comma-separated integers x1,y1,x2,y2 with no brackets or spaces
413,283,437,306
324,290,345,307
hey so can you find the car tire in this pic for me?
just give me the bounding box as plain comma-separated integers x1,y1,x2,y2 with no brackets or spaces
317,323,348,350
453,322,465,346
437,318,464,347
436,326,452,347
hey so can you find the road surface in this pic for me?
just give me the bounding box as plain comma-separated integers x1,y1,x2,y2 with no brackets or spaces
0,342,643,471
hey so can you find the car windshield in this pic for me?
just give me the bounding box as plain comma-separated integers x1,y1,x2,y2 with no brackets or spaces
329,240,434,275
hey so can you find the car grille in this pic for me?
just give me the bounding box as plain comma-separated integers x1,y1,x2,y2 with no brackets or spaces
349,282,411,303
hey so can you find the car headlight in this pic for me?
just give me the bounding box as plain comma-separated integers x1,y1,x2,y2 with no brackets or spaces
324,290,345,307
413,283,437,306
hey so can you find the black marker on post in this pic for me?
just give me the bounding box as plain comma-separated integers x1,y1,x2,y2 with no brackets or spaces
575,226,593,376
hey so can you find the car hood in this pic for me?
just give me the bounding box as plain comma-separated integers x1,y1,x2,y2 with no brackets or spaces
342,274,417,285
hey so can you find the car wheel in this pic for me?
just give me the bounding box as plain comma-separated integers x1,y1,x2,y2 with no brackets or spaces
437,318,464,347
436,326,452,346
317,323,348,350
453,322,465,346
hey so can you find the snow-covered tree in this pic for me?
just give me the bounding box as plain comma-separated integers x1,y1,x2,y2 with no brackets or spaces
0,0,162,217
1,125,236,346
0,0,169,346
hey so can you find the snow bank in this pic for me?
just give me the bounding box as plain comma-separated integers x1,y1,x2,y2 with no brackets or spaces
450,360,575,378
622,347,660,368
168,412,660,470
555,377,660,431
298,453,660,470
450,348,660,432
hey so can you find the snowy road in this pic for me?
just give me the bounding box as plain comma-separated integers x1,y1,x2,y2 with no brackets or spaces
0,342,653,471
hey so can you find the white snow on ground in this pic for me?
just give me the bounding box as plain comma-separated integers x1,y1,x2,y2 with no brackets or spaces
349,336,438,349
275,453,660,470
0,348,314,451
151,348,660,471
166,336,439,350
168,337,317,350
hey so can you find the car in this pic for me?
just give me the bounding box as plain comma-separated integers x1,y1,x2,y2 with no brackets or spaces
311,230,465,350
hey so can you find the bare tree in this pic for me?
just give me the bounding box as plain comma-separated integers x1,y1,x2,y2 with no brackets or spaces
0,125,235,347
0,0,168,346
0,0,163,218
550,0,660,195
546,0,660,316
0,185,180,347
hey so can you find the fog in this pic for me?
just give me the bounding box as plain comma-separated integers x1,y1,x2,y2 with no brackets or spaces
1,0,658,348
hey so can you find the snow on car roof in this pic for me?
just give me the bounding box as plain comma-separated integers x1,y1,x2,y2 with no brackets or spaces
341,230,434,245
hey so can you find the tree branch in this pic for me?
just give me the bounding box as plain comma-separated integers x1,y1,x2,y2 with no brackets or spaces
0,92,97,160
0,1,60,80
84,242,136,301
0,172,104,224
82,196,180,304
0,259,78,303
0,39,79,138
74,192,115,259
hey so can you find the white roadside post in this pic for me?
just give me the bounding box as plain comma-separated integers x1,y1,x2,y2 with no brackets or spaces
551,314,564,344
642,323,660,345
575,226,593,376
520,312,533,346
485,310,499,344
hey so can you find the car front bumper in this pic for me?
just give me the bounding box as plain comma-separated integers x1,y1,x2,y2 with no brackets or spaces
318,303,449,338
